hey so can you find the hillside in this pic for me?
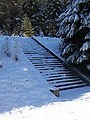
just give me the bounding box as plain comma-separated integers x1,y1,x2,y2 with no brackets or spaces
0,36,90,120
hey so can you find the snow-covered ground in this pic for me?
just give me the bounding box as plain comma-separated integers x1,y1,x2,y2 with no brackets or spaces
0,36,90,120
0,93,90,120
32,36,61,56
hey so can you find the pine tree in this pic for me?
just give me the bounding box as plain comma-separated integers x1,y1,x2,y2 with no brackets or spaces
57,0,90,70
22,0,38,17
22,0,47,35
0,0,22,35
22,15,34,37
22,0,39,35
44,0,63,36
31,1,46,35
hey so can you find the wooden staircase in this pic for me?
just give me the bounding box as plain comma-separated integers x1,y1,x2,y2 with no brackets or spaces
23,38,87,97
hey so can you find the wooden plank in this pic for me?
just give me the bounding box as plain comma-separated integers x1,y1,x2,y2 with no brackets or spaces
44,71,71,75
24,52,38,54
31,56,54,59
49,78,81,84
27,54,52,57
39,67,67,71
39,69,70,73
32,62,62,66
28,58,42,60
49,88,60,97
47,76,78,81
44,74,72,78
31,60,59,63
55,81,84,87
35,65,64,69
47,74,76,79
58,84,86,91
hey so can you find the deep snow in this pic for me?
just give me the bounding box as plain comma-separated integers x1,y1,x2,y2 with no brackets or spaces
0,36,90,120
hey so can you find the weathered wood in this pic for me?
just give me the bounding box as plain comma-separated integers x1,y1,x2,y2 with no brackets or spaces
49,88,60,97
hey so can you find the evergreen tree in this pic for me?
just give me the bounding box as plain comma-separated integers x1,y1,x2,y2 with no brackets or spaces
21,0,72,36
31,1,46,35
22,0,47,36
22,0,38,17
0,0,72,36
0,0,22,35
44,0,64,36
57,0,90,70
22,15,34,37
22,0,39,35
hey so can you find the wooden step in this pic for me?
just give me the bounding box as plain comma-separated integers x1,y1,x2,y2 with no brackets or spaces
49,78,81,84
23,39,87,94
39,67,67,71
28,58,57,61
31,59,60,64
47,76,78,81
30,56,54,59
58,84,86,91
24,52,38,54
40,69,70,73
28,58,43,60
46,74,76,79
34,64,63,67
35,65,64,69
27,54,52,58
33,62,62,66
44,73,73,78
45,60,60,63
44,71,71,75
55,81,84,87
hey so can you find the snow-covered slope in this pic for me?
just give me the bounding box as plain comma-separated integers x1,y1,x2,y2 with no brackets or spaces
0,36,57,112
32,36,62,56
32,36,65,61
0,36,90,120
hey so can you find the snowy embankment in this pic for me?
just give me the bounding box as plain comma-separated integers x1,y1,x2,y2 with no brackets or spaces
32,36,61,56
0,36,90,120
